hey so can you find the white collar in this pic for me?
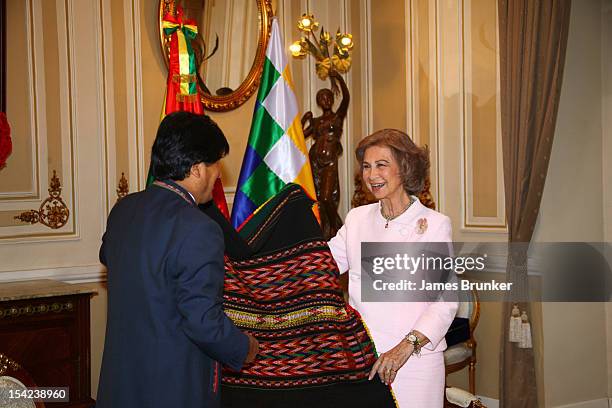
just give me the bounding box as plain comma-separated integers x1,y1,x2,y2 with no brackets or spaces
187,191,196,203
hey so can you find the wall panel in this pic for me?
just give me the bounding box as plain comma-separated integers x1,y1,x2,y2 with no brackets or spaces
403,0,506,237
0,0,105,281
1,0,37,198
0,0,77,240
462,0,505,228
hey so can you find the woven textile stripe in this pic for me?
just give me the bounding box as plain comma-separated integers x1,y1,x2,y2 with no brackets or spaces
223,242,377,388
221,184,396,406
231,18,316,230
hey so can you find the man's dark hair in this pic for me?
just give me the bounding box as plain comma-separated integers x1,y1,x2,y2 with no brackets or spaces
151,111,229,180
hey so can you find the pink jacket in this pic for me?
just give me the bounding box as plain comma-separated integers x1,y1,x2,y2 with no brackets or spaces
328,198,458,355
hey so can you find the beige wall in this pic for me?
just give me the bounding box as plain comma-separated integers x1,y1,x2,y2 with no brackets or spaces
447,1,612,404
602,0,612,399
370,0,407,131
0,0,106,262
532,0,610,406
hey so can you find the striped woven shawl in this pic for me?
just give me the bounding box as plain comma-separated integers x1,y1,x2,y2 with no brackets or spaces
218,184,396,408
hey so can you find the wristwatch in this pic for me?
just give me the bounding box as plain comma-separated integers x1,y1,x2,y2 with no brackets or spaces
404,331,422,356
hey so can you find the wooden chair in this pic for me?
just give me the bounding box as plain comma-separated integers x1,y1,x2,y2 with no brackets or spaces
0,353,46,408
444,289,480,394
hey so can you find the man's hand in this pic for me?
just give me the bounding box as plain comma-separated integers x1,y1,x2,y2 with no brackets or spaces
244,333,259,364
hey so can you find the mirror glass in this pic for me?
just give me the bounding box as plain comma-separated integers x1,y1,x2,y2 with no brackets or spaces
181,0,259,96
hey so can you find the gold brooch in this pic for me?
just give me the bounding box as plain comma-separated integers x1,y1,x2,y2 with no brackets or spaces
416,218,428,234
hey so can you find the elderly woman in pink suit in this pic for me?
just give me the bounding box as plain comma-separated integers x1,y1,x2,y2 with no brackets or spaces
329,129,458,407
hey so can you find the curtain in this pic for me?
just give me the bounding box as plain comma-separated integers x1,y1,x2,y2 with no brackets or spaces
497,0,572,406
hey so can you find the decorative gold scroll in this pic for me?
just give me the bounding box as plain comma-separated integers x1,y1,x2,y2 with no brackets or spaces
0,353,21,375
116,172,129,202
14,170,70,229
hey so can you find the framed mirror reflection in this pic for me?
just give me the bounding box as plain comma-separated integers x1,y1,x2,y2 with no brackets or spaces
159,0,273,112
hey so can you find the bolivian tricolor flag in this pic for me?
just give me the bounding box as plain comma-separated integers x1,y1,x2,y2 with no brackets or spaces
150,6,229,218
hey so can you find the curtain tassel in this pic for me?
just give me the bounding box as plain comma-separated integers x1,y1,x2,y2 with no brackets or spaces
518,311,533,349
509,304,522,342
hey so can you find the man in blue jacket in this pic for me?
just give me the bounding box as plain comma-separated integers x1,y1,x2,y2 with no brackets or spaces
97,111,258,408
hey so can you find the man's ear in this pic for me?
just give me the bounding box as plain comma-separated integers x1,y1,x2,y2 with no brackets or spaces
189,163,198,178
191,162,206,179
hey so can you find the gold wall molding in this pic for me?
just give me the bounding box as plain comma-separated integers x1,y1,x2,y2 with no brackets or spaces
116,172,128,201
14,170,69,229
0,301,74,319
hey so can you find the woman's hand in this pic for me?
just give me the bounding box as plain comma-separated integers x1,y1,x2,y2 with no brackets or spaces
368,340,413,385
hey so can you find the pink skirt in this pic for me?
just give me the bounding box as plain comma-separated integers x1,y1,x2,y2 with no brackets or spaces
390,352,445,408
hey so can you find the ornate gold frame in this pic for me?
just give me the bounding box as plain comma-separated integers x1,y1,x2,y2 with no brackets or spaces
158,0,273,112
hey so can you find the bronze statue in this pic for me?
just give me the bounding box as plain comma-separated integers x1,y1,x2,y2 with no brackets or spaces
301,71,349,240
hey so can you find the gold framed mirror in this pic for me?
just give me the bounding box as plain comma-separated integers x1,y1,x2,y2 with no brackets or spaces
159,0,273,112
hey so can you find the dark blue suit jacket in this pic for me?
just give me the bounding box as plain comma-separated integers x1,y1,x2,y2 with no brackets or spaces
97,180,248,408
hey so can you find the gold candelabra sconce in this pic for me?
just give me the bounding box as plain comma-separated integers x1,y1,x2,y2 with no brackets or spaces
15,170,70,229
289,13,354,80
